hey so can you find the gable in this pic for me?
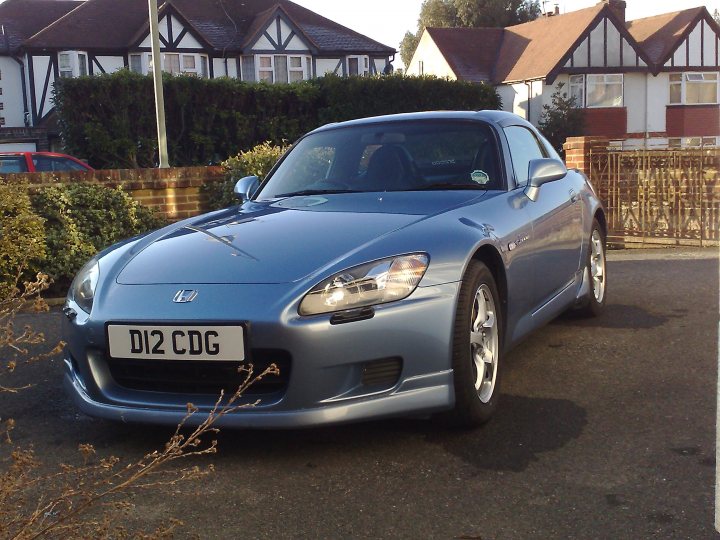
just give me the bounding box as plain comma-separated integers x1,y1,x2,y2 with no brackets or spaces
137,12,205,50
248,11,312,53
663,16,720,68
561,13,646,71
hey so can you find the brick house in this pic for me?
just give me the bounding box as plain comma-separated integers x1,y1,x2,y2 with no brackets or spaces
407,0,720,148
0,0,395,150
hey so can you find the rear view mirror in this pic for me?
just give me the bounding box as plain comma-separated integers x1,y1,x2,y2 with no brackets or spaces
234,175,260,202
525,159,567,201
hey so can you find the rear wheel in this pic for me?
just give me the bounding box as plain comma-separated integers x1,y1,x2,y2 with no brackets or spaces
447,260,502,427
576,219,607,317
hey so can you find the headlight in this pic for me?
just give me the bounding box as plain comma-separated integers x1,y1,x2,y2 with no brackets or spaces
69,259,99,314
299,254,429,316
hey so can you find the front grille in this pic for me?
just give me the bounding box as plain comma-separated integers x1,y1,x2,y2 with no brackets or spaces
106,349,291,396
361,357,402,388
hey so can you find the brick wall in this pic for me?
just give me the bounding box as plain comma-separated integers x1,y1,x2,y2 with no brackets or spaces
582,107,627,139
666,105,720,138
564,136,609,177
0,166,226,221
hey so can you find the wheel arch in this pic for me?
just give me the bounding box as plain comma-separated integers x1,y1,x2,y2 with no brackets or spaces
470,244,508,348
594,208,608,239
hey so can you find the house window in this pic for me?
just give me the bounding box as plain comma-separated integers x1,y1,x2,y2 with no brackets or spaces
586,74,623,107
78,53,88,76
258,55,274,83
0,103,4,110
668,138,682,149
163,53,181,75
289,56,304,82
0,117,5,126
669,72,718,105
256,55,309,84
129,54,142,73
200,56,209,78
418,61,424,75
569,75,585,108
183,55,196,71
347,55,369,77
59,53,73,78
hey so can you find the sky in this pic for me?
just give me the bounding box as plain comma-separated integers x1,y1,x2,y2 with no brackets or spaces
292,0,720,68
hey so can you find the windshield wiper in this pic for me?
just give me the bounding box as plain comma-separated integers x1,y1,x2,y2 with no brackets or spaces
274,189,363,197
412,183,491,191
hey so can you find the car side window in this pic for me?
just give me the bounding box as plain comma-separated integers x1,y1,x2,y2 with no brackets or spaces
503,126,547,187
0,156,29,173
33,156,88,172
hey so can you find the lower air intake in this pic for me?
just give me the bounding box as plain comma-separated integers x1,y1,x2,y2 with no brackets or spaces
361,357,402,388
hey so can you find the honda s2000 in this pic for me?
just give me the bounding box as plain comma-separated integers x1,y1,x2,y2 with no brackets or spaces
63,111,606,428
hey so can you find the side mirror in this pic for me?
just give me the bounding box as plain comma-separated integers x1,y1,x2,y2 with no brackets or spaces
525,159,567,201
234,175,260,202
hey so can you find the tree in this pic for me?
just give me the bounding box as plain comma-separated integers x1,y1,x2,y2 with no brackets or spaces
538,82,585,156
455,0,540,27
400,0,541,67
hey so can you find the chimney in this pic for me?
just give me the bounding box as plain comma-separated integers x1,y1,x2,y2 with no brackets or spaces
599,0,627,23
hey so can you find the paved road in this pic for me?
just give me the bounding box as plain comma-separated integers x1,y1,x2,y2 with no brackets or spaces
4,248,718,539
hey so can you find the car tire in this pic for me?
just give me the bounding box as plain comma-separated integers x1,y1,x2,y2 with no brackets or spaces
576,219,607,317
447,260,503,428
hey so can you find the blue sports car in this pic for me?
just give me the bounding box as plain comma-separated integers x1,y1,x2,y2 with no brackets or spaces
62,111,606,428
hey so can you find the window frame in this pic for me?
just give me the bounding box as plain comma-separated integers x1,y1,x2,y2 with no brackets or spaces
58,51,89,78
669,72,719,105
569,74,585,108
586,73,623,108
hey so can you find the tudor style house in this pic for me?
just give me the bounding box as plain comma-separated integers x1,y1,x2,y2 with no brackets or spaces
408,0,720,148
0,0,395,151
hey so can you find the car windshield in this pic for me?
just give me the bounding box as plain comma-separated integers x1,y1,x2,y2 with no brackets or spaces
257,120,501,199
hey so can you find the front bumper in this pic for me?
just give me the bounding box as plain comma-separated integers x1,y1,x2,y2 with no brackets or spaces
62,281,460,428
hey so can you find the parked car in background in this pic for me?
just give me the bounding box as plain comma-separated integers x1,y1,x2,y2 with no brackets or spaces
62,110,607,429
0,152,93,173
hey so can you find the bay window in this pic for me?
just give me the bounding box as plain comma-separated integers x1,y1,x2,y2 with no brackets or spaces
670,73,718,105
256,55,311,83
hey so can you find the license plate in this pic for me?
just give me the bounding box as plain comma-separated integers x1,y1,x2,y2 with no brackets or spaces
107,324,245,361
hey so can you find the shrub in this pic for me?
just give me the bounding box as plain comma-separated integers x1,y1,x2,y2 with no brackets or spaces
30,184,165,289
0,182,46,298
539,82,585,157
202,142,288,210
55,72,501,169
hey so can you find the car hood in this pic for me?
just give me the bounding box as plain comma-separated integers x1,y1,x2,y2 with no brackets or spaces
116,191,486,285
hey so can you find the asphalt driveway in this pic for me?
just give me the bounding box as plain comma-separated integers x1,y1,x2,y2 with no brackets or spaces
3,247,718,539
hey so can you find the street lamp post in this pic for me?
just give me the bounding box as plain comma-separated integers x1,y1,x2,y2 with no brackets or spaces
148,0,169,168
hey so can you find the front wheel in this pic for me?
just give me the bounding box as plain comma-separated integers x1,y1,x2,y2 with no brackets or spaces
447,260,503,428
576,219,607,317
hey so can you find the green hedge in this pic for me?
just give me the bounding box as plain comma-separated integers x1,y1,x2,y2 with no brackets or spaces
28,184,165,291
202,142,289,211
0,182,46,297
55,72,501,169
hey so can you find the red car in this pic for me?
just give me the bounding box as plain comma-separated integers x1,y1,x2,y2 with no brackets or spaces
0,152,93,173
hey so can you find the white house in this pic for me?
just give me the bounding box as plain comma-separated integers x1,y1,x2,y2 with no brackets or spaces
0,0,395,150
408,0,720,148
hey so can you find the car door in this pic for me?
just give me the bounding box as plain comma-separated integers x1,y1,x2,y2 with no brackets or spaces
503,125,583,308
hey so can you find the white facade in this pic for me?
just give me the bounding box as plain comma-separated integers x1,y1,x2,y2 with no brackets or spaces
406,31,456,79
0,57,26,127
